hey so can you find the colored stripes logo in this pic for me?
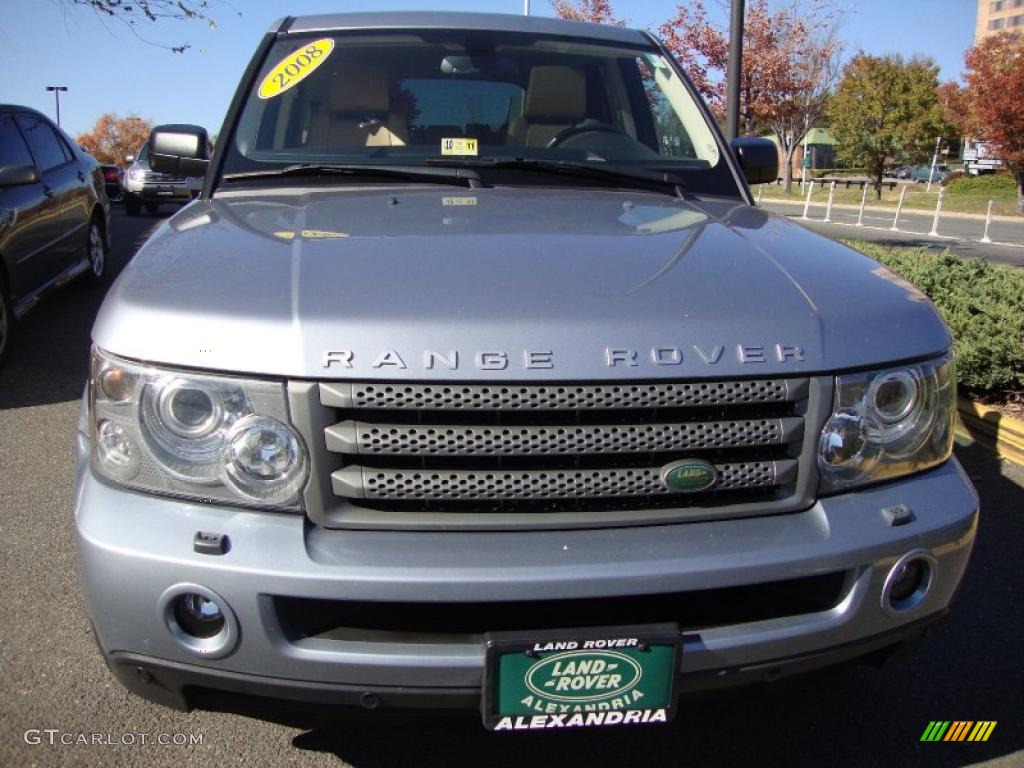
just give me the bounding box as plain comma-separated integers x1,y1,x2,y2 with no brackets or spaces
921,721,997,742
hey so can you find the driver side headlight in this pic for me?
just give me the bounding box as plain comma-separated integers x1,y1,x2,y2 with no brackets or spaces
89,347,308,510
818,353,955,493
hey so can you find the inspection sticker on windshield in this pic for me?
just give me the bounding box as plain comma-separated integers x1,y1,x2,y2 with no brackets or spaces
441,138,478,156
258,38,334,99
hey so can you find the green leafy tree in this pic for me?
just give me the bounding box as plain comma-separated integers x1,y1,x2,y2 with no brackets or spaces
828,53,946,198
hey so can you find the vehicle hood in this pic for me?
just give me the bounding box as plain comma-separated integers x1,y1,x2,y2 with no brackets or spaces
93,185,950,380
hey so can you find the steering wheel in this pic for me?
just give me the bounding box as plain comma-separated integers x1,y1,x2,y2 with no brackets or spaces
546,120,631,149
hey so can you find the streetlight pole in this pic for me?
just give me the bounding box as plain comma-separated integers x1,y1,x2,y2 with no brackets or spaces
45,86,68,127
726,0,745,140
524,0,530,15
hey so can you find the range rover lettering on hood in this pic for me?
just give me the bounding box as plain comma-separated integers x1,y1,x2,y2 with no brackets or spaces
322,344,806,371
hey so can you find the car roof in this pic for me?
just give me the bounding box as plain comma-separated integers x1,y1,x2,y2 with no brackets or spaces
280,11,653,48
0,104,50,120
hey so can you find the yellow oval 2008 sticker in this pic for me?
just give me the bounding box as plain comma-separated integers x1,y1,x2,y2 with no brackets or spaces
258,38,334,99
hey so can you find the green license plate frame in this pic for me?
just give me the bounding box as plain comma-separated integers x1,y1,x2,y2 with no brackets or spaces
482,623,680,731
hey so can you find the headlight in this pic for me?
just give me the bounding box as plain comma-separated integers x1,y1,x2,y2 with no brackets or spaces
89,347,307,510
818,353,955,493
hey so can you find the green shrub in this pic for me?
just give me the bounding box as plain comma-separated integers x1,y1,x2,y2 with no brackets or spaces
843,241,1024,394
946,171,1016,195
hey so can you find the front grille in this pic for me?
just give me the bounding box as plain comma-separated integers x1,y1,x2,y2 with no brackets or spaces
141,170,185,184
310,377,820,528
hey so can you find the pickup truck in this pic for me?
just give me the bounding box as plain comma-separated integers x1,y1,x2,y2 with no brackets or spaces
74,12,978,732
121,140,203,216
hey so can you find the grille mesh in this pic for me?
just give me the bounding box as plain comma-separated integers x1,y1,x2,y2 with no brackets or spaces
321,379,806,411
327,418,802,456
333,461,796,500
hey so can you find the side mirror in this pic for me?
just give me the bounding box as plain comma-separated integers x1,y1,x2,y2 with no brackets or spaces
730,137,778,186
149,124,210,176
0,164,41,187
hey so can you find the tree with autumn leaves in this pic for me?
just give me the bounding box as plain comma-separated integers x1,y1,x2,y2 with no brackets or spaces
552,0,842,193
963,33,1024,212
549,0,624,25
76,114,153,167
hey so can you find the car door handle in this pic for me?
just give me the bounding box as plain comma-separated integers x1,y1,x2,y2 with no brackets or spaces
43,185,54,198
78,171,86,182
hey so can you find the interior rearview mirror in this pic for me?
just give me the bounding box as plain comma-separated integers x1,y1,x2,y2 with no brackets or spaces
730,137,778,186
149,124,210,176
440,54,515,77
0,164,41,187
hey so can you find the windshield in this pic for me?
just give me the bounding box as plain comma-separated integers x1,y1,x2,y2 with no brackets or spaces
222,30,734,194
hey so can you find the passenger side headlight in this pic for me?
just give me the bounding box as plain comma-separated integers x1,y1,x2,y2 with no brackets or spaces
89,347,307,510
818,353,955,493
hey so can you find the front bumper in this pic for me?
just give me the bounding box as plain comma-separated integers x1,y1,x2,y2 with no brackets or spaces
74,428,978,717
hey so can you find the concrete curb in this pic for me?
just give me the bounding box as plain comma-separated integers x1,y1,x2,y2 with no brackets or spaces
956,396,1024,466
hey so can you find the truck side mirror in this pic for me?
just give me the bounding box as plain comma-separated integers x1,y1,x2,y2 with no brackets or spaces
149,124,210,176
0,164,41,187
730,137,778,186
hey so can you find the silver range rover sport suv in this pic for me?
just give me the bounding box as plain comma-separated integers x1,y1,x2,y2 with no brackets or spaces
74,12,978,732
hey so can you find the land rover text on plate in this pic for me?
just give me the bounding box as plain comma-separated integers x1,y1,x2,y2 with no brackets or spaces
74,12,978,730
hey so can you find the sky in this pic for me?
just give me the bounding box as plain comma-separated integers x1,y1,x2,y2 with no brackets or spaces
1,0,977,141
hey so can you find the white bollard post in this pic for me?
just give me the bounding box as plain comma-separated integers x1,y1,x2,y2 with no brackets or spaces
855,184,868,226
980,199,994,243
929,187,945,237
801,180,814,220
823,181,836,223
757,185,763,206
890,185,907,231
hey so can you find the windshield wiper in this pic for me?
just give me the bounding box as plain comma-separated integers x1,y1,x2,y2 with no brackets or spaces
426,157,685,197
222,163,483,188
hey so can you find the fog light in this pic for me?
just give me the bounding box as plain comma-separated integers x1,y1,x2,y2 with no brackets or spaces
173,593,225,639
159,584,238,658
882,551,935,615
889,560,925,602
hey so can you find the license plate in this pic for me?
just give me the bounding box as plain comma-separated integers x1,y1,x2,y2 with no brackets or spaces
482,624,679,731
156,189,174,196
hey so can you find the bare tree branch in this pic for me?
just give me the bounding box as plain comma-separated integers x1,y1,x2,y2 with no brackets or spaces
62,0,240,53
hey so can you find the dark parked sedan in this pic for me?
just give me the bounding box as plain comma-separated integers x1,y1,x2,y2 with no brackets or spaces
0,104,111,365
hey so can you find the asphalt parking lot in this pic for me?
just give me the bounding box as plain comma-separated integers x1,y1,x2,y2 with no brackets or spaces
1,207,1022,767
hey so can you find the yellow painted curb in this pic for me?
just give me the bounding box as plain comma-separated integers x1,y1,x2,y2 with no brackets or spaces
956,396,1024,466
